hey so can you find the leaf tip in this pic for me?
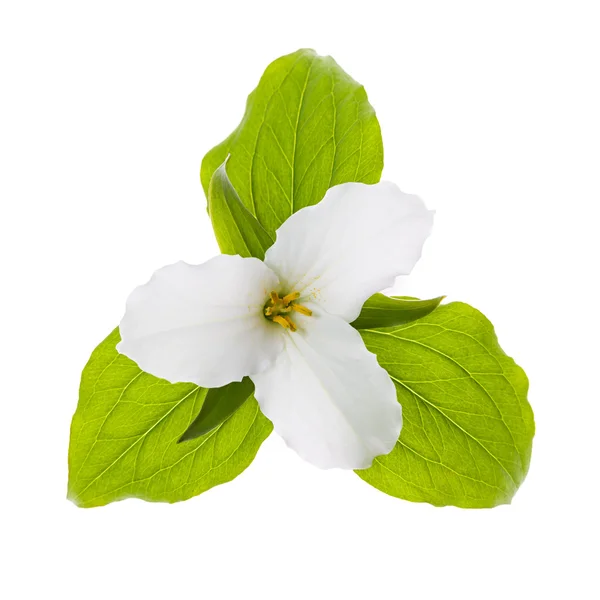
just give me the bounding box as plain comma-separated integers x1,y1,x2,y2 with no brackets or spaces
66,486,85,508
176,431,191,444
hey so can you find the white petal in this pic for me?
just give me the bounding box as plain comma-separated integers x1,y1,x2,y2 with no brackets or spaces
251,305,401,469
117,255,284,387
264,181,434,322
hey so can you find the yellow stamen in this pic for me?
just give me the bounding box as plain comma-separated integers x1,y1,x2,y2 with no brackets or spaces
265,290,310,332
282,291,300,305
291,303,312,316
272,315,291,329
283,315,297,332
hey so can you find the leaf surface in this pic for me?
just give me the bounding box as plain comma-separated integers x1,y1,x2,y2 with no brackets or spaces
68,329,272,508
201,48,383,236
358,302,534,508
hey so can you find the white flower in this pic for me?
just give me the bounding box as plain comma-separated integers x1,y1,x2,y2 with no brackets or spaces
117,182,433,469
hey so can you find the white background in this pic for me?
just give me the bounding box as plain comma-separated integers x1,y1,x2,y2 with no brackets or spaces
1,1,599,598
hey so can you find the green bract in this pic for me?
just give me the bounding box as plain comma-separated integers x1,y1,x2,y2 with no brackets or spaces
68,329,271,508
201,48,383,236
351,294,445,330
69,48,534,509
179,378,255,443
208,162,273,260
358,302,534,508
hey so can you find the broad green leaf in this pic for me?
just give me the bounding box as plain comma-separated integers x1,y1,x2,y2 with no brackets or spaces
179,378,255,442
352,294,445,329
68,329,272,508
357,302,534,508
208,162,274,260
201,48,383,236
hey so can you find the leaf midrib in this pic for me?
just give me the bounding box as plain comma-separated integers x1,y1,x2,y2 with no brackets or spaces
290,56,314,213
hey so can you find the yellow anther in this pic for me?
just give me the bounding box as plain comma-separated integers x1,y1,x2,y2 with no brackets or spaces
283,315,297,332
291,303,312,316
272,315,291,329
265,290,310,332
282,291,300,305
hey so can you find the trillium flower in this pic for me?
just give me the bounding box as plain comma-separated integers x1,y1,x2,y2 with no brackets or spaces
117,182,433,469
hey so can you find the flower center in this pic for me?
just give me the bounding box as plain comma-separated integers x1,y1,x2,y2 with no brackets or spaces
264,291,312,332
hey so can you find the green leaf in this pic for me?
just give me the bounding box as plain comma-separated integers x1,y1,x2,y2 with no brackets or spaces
201,48,383,236
208,162,274,260
68,329,272,508
178,378,255,442
352,293,445,329
357,302,534,508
